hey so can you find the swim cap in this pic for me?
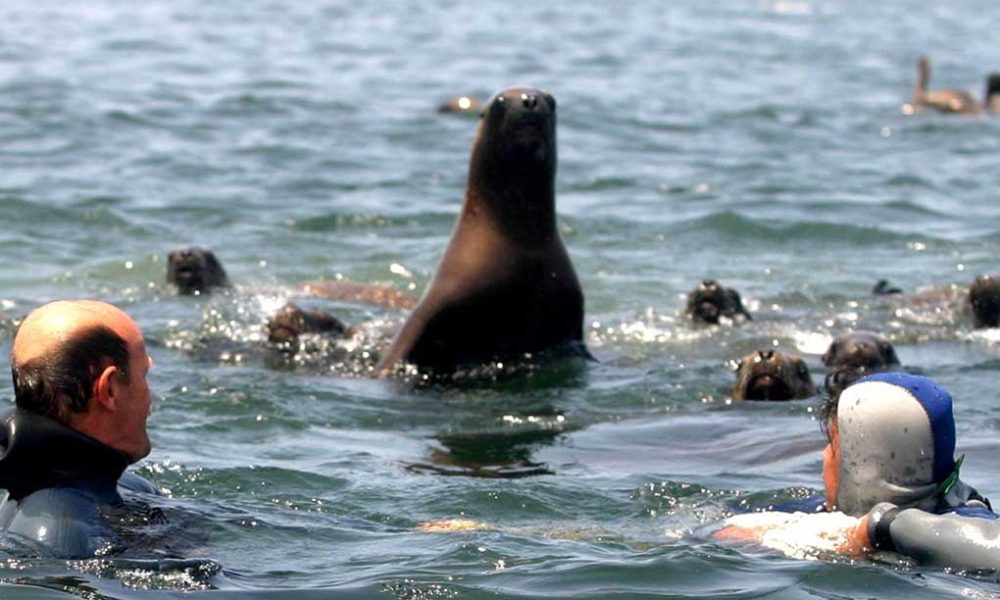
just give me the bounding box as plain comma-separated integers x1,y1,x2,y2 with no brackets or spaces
835,373,956,515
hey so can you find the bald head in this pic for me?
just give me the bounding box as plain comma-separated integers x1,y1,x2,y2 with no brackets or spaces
13,300,140,367
10,300,152,461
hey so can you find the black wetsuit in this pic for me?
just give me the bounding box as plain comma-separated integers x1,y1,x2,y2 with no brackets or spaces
0,408,157,558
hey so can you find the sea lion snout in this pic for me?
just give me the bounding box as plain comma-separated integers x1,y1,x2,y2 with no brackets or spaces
491,88,555,116
731,349,814,401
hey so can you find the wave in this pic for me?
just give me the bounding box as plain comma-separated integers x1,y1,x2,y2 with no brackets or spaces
666,211,921,245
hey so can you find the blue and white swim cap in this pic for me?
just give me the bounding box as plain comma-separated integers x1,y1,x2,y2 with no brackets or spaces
835,373,957,515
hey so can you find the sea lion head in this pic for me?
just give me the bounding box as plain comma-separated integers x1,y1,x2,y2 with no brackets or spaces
167,247,231,295
969,274,1000,328
732,349,814,401
822,331,900,398
822,331,899,371
267,302,347,346
467,87,557,240
685,280,752,324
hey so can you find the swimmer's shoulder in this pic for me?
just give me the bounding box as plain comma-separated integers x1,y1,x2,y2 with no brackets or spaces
1,487,109,557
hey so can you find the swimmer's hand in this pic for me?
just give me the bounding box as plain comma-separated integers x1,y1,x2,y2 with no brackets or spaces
416,518,492,533
837,515,871,557
714,511,863,560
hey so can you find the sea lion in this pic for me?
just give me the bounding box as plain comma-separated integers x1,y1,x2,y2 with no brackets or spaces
166,247,417,309
821,331,900,398
906,56,980,115
167,247,231,295
969,274,1000,328
871,279,903,295
822,331,899,371
731,349,815,401
437,95,484,115
686,280,751,324
377,87,588,376
266,302,349,347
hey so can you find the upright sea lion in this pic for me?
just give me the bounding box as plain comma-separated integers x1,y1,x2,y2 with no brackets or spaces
377,87,587,376
167,247,231,295
731,349,815,401
969,274,1000,328
686,280,752,324
906,56,980,115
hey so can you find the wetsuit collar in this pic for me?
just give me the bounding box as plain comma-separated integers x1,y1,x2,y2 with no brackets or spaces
0,408,130,501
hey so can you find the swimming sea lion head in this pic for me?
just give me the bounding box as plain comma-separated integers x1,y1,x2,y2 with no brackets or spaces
732,349,814,401
166,247,231,295
822,331,900,398
969,274,1000,328
686,280,752,324
266,303,347,347
822,331,899,371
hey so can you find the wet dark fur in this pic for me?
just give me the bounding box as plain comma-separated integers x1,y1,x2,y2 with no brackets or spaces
731,349,815,401
377,87,586,375
822,331,900,398
822,331,899,371
969,275,1000,328
685,280,751,324
266,303,348,346
166,248,231,295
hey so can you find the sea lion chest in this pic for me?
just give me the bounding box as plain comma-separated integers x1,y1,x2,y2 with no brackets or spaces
406,241,584,372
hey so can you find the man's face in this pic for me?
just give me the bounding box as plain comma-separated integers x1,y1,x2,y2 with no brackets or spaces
115,333,153,462
822,420,840,510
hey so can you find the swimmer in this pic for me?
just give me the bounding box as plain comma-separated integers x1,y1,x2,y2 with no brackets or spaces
1,300,160,557
905,56,980,115
715,373,1000,571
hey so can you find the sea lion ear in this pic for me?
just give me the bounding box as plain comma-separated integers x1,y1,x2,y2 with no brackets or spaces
545,93,556,110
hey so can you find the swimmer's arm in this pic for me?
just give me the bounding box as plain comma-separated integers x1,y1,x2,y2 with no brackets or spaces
417,518,492,533
870,507,1000,570
711,522,770,543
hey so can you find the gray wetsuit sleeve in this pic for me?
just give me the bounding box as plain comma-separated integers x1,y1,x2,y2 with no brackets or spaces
5,489,110,558
868,503,1000,571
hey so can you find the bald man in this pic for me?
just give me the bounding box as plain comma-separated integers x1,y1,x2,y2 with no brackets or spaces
1,300,159,557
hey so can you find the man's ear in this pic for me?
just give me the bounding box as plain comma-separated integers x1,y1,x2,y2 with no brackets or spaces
92,365,121,411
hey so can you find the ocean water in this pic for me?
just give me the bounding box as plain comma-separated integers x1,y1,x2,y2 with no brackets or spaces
2,0,1000,597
